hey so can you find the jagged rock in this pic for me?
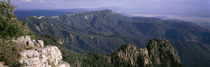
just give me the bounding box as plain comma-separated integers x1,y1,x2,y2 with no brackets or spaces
111,39,182,67
19,46,70,67
12,36,44,48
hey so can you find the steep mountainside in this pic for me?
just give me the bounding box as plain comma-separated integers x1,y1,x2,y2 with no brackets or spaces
21,9,210,67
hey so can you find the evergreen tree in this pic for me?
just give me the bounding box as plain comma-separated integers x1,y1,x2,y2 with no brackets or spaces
0,0,33,39
0,0,17,20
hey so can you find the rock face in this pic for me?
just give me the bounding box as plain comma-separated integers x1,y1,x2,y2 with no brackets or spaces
12,36,70,67
111,39,182,67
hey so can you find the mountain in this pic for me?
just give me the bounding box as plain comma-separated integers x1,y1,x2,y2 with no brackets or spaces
21,9,210,67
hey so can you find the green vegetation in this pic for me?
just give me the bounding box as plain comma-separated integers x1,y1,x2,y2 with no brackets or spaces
81,53,113,67
36,35,114,67
0,0,16,20
0,16,33,39
0,0,35,66
0,42,33,67
0,44,21,67
0,0,34,39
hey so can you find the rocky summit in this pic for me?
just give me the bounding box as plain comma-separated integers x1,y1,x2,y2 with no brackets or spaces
111,39,182,67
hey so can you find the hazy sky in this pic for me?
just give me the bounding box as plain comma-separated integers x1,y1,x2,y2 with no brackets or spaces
10,0,208,15
5,0,205,12
10,0,208,10
3,0,209,22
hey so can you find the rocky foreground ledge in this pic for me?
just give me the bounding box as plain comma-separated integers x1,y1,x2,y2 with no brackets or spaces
12,36,70,67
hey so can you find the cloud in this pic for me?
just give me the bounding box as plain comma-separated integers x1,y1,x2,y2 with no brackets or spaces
21,0,32,3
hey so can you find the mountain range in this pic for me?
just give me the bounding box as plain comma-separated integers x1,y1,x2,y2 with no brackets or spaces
21,9,210,67
193,22,210,30
15,9,90,19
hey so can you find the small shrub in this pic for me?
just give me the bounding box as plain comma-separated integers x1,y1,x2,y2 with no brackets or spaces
0,44,21,66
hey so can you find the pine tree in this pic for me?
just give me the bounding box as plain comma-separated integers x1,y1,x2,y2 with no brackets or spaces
0,0,17,20
0,0,33,39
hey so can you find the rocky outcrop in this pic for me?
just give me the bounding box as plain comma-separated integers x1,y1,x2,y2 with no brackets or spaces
12,36,44,48
111,39,182,67
12,36,70,67
19,46,70,67
111,44,152,67
147,39,181,67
